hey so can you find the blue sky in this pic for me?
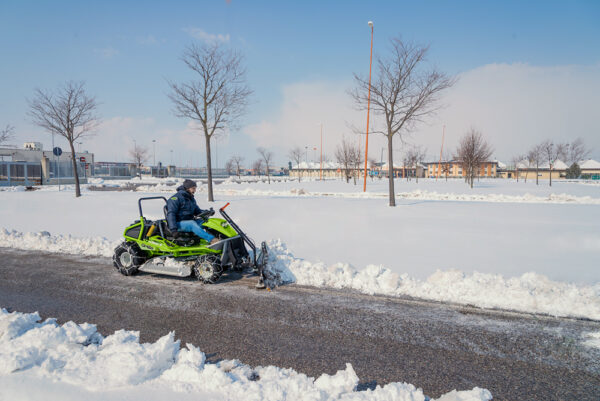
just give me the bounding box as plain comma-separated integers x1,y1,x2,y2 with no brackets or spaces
1,0,599,166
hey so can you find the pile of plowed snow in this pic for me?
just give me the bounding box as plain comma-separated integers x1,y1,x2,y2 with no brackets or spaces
0,309,492,401
1,229,599,321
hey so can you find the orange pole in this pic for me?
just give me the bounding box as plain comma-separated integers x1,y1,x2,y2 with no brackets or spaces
363,22,374,192
436,125,445,180
320,123,323,180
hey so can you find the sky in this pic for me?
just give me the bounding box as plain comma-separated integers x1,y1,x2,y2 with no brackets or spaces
1,0,599,168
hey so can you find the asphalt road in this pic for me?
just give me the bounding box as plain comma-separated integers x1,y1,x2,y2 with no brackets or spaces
0,248,598,400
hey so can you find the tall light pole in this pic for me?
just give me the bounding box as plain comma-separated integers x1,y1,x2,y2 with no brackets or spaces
363,20,374,192
152,139,156,167
320,123,323,180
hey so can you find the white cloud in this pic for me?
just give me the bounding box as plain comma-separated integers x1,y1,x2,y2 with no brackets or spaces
183,27,230,44
88,117,212,165
244,63,600,164
415,63,600,161
244,81,379,163
93,46,119,59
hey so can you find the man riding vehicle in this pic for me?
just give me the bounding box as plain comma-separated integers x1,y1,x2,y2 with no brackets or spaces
166,179,219,245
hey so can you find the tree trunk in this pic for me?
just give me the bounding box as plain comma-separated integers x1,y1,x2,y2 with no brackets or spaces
204,135,214,202
535,166,539,185
387,135,396,207
524,170,528,183
416,167,419,184
266,164,271,184
516,169,519,182
68,139,81,197
549,165,552,187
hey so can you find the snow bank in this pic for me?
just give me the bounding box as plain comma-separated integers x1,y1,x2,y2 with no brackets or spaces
1,227,599,320
0,309,491,401
202,187,600,205
265,240,600,320
0,229,119,258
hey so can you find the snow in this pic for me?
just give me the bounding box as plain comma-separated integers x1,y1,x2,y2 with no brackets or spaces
580,159,600,169
1,177,598,398
1,178,599,320
0,309,492,401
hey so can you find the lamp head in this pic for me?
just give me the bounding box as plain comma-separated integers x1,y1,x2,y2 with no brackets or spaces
368,21,373,27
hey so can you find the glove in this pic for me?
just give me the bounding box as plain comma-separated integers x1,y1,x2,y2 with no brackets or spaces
208,208,215,216
172,230,180,239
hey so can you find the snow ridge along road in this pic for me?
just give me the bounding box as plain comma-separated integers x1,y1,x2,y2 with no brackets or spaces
0,249,599,400
1,229,599,321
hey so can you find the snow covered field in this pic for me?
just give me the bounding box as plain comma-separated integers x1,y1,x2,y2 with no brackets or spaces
1,177,599,319
1,177,599,400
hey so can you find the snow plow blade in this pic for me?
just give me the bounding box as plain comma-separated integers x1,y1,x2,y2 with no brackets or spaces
219,205,271,290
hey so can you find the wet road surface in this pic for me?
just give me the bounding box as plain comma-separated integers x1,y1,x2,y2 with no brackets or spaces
0,248,598,400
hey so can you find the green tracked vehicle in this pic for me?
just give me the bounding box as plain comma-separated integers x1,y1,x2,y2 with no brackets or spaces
113,197,269,288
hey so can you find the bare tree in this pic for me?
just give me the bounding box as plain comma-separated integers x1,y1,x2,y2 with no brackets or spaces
404,145,426,183
526,145,542,185
129,145,149,177
257,147,274,184
351,38,455,206
288,146,304,182
224,159,235,176
28,81,99,197
455,128,493,189
168,43,252,202
228,155,244,178
565,137,590,166
350,143,363,185
402,151,411,182
252,159,264,176
335,138,361,183
511,154,524,182
540,140,568,187
0,124,15,145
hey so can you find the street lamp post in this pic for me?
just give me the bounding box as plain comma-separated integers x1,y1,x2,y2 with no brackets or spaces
152,139,156,167
320,123,323,181
363,21,374,192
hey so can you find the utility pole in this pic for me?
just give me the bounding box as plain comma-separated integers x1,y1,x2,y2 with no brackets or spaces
320,123,323,181
436,125,445,180
362,21,374,192
152,139,156,167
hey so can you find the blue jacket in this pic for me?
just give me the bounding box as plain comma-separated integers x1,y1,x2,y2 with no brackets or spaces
166,186,205,230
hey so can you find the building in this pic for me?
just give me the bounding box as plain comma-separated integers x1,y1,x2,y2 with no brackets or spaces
579,159,600,179
289,161,345,179
423,160,499,178
0,142,94,185
377,162,425,178
513,160,568,180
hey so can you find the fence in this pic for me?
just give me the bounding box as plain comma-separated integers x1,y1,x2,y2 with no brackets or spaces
173,167,230,178
0,162,42,186
48,160,86,179
92,164,132,178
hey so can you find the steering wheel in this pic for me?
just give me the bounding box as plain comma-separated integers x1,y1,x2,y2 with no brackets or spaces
195,208,215,221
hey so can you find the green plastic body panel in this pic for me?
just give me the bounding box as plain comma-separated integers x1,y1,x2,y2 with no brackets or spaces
121,217,238,259
202,218,238,237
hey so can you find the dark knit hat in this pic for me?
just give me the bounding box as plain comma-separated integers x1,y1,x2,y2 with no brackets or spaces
182,179,197,189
